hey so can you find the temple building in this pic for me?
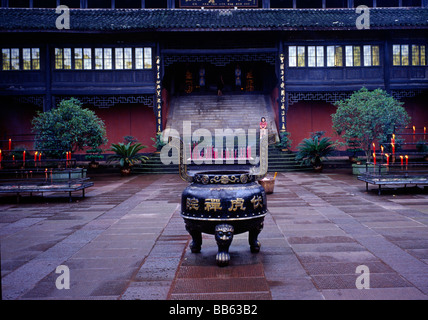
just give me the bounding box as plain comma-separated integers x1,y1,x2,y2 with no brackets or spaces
0,0,427,152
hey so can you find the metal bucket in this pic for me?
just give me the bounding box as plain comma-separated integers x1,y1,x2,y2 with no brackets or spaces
258,178,275,194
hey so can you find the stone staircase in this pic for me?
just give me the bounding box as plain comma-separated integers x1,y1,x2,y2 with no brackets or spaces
267,146,312,172
133,94,311,174
133,146,311,175
165,94,278,136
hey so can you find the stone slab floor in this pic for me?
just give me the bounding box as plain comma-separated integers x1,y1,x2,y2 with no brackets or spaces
1,171,428,300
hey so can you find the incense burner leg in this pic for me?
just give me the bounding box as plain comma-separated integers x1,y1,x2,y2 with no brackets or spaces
248,220,264,253
185,222,202,253
215,224,234,267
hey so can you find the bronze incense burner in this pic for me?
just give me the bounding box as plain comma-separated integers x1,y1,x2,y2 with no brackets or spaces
172,135,269,267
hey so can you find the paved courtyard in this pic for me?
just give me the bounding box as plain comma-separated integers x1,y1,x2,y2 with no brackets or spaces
1,170,428,300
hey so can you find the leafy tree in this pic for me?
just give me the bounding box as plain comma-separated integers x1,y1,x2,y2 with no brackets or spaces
332,88,410,162
32,98,107,158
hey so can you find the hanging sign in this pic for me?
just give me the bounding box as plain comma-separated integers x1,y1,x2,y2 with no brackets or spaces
155,56,162,133
279,53,286,132
180,0,258,8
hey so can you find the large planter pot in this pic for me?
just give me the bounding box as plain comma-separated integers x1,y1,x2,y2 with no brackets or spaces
181,171,267,267
120,167,131,176
88,161,99,169
51,169,87,181
352,163,387,175
313,164,323,173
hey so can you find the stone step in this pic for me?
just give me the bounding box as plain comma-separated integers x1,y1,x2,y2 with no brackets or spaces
166,93,278,136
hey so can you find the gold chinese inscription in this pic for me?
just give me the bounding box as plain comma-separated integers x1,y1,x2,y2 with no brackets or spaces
251,195,263,209
186,198,199,211
204,199,223,212
228,198,246,212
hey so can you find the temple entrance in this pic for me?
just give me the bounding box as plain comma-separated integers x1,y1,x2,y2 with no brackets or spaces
162,53,279,140
163,61,276,96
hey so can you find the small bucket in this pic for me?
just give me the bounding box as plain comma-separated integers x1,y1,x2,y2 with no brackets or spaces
259,178,275,194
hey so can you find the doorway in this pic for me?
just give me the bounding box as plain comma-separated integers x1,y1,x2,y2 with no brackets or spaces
163,61,276,95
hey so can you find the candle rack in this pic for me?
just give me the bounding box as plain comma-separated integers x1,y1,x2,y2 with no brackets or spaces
0,134,93,202
358,126,428,195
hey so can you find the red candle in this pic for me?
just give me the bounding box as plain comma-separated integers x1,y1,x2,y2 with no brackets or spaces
34,151,38,163
386,154,390,166
405,155,409,168
45,168,48,181
23,150,26,165
373,153,376,165
9,139,11,151
0,149,2,163
39,152,42,161
413,126,416,141
381,145,384,155
392,143,395,155
372,143,376,154
424,127,426,140
400,155,404,167
392,134,395,144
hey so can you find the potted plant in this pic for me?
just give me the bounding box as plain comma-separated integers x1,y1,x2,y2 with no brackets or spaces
151,132,167,153
332,88,410,167
296,136,336,172
85,147,103,169
275,131,292,152
346,139,362,163
107,142,149,176
123,135,138,144
416,140,428,161
32,98,107,159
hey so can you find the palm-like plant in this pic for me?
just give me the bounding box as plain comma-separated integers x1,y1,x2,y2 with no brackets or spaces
107,142,149,170
296,136,336,171
275,131,292,151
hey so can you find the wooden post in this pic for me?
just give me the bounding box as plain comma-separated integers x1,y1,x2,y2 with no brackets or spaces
384,39,391,94
44,44,53,111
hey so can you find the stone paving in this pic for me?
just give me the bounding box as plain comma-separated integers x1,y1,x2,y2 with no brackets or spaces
1,171,428,300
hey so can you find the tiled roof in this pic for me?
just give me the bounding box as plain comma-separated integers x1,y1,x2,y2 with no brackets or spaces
0,7,427,32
